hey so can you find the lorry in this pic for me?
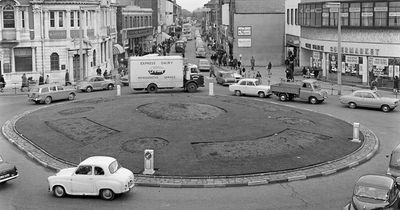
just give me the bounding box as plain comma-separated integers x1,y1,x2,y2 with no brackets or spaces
128,56,204,93
270,79,328,104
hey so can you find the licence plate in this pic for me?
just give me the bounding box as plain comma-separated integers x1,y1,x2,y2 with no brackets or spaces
0,174,10,179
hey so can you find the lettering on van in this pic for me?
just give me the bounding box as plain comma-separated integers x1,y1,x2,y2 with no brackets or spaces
140,62,156,65
148,66,166,75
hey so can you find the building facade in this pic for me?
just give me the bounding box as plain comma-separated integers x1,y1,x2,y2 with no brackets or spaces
0,0,117,85
285,0,301,65
298,0,400,87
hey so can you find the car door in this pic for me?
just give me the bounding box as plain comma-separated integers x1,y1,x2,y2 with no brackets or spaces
56,86,67,100
49,85,59,101
245,81,257,96
93,77,104,90
300,82,313,100
363,92,379,108
352,92,365,106
71,165,95,195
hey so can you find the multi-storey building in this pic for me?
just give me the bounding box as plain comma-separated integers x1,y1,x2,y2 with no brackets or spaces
0,0,117,85
285,0,301,65
298,0,400,87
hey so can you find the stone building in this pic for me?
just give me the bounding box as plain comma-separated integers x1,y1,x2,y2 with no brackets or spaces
0,0,117,85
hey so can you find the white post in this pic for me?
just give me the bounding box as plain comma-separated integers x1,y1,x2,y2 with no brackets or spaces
209,83,214,96
117,85,121,96
143,149,155,175
351,122,361,143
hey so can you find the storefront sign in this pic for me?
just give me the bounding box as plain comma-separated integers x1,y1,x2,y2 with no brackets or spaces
305,43,324,51
374,7,388,12
389,12,400,17
361,12,373,17
237,26,251,36
349,7,361,12
373,57,388,66
238,38,251,47
330,46,379,56
313,52,320,59
127,28,153,39
346,56,359,64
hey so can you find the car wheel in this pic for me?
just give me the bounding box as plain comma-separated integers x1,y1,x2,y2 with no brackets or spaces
68,93,75,101
44,96,52,104
53,185,66,198
107,84,114,90
86,86,93,93
100,189,115,200
381,105,390,112
258,91,265,98
186,83,197,93
235,90,241,96
147,83,158,93
348,102,357,109
309,97,318,104
279,93,287,101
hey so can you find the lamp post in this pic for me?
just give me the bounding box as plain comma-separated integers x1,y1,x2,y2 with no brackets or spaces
326,2,342,95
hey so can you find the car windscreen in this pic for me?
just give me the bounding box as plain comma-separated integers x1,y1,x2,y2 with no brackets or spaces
390,151,400,169
354,185,388,201
108,160,121,174
312,83,321,89
375,92,382,98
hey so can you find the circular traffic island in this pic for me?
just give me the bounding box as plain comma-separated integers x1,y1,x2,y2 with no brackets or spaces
15,95,362,176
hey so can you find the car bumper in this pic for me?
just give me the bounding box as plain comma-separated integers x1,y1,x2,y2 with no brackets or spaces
0,173,19,183
28,97,43,103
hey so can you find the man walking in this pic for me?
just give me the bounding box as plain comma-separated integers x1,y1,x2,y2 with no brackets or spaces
250,56,255,70
267,61,272,75
209,64,216,78
65,69,70,86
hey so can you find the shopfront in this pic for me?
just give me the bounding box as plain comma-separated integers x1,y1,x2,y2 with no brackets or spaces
124,28,153,56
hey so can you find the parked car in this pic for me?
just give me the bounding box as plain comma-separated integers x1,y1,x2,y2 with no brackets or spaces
198,59,211,71
195,47,206,58
343,174,400,210
270,79,328,104
175,40,186,53
121,75,129,86
229,78,272,98
77,76,115,92
0,155,18,184
48,156,134,200
216,70,236,86
28,84,76,104
339,89,399,112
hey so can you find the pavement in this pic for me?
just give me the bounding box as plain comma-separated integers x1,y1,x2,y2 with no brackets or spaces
1,65,382,187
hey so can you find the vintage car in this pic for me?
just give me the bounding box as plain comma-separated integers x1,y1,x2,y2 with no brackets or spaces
28,84,76,104
175,40,186,53
195,47,206,58
48,156,134,200
77,76,115,92
229,78,272,98
216,70,237,86
343,174,400,210
0,155,18,184
121,75,129,86
339,89,399,112
198,59,211,71
270,79,328,104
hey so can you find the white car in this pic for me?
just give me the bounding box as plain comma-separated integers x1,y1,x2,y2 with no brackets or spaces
48,156,134,200
229,78,271,98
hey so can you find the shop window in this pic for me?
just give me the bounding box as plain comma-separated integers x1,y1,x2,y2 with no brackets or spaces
3,4,15,28
389,2,400,27
14,48,32,72
349,3,361,26
50,53,60,71
361,2,373,27
374,2,388,27
341,3,349,26
322,6,329,26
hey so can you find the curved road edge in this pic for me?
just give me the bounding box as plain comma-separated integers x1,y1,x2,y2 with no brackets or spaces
1,97,379,188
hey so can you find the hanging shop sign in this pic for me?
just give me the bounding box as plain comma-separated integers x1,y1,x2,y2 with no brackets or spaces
237,26,251,36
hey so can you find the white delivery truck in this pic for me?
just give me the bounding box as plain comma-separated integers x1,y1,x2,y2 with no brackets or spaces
128,56,205,93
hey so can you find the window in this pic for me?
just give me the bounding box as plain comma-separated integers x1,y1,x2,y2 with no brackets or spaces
374,2,387,27
59,11,64,27
389,2,400,27
291,9,294,25
341,3,349,26
315,4,322,26
3,4,15,28
149,16,152,26
57,86,63,90
93,50,96,66
330,6,338,26
50,53,60,71
94,167,104,175
71,11,74,27
310,4,316,26
77,11,80,27
295,9,298,25
306,4,311,26
299,4,304,25
41,87,49,93
21,11,25,28
14,48,32,72
75,166,92,175
50,11,55,27
349,3,361,26
361,2,373,27
322,6,329,26
287,9,290,24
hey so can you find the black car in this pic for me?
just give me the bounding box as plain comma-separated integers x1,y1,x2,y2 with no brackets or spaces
0,155,18,184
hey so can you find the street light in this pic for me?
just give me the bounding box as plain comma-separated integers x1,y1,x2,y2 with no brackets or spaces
326,2,342,95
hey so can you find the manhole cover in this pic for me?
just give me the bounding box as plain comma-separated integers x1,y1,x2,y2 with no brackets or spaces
137,102,226,120
122,137,169,153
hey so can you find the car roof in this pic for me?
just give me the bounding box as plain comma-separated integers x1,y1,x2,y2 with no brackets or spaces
239,78,258,82
302,79,318,83
199,59,209,62
356,174,394,190
80,156,116,168
353,89,376,94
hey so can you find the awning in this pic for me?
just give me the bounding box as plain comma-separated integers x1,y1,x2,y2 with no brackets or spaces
113,44,124,55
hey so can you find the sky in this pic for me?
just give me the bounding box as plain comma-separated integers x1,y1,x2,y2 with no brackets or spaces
176,0,209,12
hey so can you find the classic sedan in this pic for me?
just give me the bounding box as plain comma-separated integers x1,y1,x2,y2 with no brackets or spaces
77,76,115,92
28,84,76,104
229,78,272,98
48,156,134,200
216,70,236,86
343,174,400,210
121,75,129,86
339,89,399,112
0,155,18,184
198,59,211,71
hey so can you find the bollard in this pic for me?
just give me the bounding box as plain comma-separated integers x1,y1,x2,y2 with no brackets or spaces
351,122,361,143
117,85,121,96
209,83,214,96
143,149,155,175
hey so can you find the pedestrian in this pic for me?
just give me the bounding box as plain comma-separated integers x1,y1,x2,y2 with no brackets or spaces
222,53,227,66
250,56,255,70
241,67,246,77
45,75,50,84
302,67,307,78
103,70,108,78
233,57,238,70
65,69,70,86
285,68,291,82
182,48,185,58
96,66,102,76
237,58,241,69
209,64,216,78
21,73,28,91
218,54,222,67
256,71,262,83
267,61,272,75
370,78,378,91
0,74,5,92
39,75,44,85
393,76,399,94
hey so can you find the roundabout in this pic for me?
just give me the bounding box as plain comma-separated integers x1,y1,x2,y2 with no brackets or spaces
3,94,378,187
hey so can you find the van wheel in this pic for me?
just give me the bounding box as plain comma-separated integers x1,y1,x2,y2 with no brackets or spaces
381,105,390,112
258,92,265,98
348,102,357,109
309,97,318,104
186,83,197,93
147,84,158,93
279,93,287,101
